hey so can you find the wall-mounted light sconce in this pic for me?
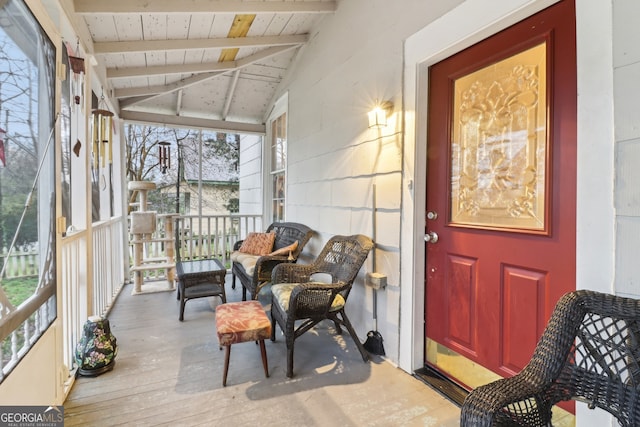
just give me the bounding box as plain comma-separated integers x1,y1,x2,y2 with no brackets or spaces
158,141,171,174
368,100,393,128
91,89,113,169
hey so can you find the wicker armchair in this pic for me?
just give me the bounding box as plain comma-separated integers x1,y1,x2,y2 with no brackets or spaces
460,290,640,427
270,234,374,378
231,222,313,300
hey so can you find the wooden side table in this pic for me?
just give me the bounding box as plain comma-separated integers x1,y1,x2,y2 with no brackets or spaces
176,258,227,321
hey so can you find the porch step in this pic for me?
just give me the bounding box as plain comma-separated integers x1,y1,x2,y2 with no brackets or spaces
130,262,175,272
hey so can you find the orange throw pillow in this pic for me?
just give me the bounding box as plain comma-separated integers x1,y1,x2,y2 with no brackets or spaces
269,240,299,257
238,232,276,256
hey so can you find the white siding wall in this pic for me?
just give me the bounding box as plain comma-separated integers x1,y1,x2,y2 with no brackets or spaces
238,133,263,216
613,0,640,299
270,0,466,366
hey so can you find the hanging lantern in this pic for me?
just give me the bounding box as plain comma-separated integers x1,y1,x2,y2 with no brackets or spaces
91,90,114,169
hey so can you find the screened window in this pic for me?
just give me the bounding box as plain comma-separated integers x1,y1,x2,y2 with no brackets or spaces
0,0,57,381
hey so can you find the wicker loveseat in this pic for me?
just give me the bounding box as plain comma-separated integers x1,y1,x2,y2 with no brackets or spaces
231,222,313,300
460,290,640,427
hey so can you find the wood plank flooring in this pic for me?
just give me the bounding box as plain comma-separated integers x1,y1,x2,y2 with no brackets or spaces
64,276,460,426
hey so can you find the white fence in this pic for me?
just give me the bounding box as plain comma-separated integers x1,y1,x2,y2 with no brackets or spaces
0,249,39,279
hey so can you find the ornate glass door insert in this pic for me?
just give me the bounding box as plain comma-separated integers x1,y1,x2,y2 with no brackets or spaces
450,42,548,233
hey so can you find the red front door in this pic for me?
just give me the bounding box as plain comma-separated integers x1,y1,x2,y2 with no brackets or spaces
424,0,576,391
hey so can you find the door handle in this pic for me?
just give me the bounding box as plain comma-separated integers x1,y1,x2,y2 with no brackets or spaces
424,231,439,244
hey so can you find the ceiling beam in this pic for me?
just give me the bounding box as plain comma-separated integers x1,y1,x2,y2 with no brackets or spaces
222,70,241,120
73,0,336,14
175,89,183,116
117,71,226,107
94,34,308,55
120,111,266,135
108,61,235,79
109,44,295,80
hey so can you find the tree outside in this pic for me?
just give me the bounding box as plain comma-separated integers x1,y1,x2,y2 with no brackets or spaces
125,124,240,216
0,38,41,252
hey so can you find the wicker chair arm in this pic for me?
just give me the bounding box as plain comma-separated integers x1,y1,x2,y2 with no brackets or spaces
461,373,554,426
253,255,292,281
272,262,317,284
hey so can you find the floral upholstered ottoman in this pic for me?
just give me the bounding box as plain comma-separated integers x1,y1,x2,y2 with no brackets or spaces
215,300,271,386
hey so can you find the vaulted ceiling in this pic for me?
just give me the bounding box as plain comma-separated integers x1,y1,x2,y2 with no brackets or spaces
62,0,338,134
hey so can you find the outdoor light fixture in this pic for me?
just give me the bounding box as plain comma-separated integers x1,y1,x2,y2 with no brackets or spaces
158,141,171,174
91,89,114,168
368,100,393,128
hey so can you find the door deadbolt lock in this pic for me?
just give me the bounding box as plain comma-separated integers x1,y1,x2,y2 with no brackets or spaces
424,231,439,243
427,211,438,220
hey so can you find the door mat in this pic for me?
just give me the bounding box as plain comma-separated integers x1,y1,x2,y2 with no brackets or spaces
414,366,469,407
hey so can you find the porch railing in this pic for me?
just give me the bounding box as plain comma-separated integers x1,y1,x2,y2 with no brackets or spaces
93,219,126,316
60,231,87,376
127,214,263,282
174,214,263,267
60,217,126,381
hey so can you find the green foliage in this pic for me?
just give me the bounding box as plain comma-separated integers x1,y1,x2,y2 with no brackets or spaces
225,197,239,213
2,276,38,307
0,141,39,250
1,194,38,249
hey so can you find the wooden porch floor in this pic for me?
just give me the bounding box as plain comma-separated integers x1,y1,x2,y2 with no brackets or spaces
64,275,460,426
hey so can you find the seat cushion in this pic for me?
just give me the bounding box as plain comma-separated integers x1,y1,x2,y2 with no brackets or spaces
216,300,271,346
230,251,260,276
271,283,345,312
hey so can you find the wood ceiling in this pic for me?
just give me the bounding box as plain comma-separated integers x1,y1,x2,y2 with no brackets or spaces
63,0,337,134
